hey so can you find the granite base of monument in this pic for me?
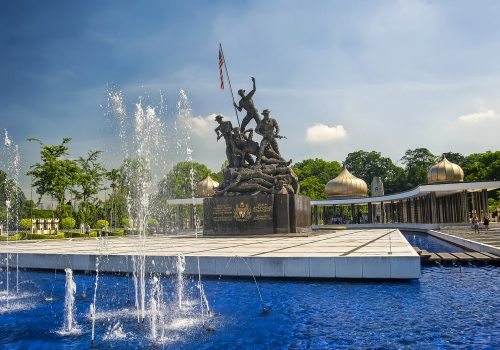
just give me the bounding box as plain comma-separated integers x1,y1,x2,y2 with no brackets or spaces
203,194,311,236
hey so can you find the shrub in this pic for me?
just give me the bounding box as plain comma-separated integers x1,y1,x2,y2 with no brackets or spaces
32,209,54,219
60,217,76,230
96,220,109,229
0,233,25,241
122,217,131,228
27,233,65,240
20,218,32,230
147,218,158,227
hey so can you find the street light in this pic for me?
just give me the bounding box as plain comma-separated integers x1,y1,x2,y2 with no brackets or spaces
5,199,11,236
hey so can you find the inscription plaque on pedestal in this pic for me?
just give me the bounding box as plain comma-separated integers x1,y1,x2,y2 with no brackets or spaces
203,194,311,236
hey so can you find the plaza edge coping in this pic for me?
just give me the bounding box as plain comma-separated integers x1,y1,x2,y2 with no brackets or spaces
427,229,500,256
0,253,421,280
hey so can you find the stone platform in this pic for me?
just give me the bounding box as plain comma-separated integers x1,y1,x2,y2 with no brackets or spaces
0,229,420,279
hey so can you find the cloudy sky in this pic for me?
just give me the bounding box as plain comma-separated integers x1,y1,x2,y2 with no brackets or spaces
2,0,500,193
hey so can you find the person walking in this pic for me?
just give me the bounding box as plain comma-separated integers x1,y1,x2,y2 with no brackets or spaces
472,215,480,234
483,215,490,233
85,224,91,239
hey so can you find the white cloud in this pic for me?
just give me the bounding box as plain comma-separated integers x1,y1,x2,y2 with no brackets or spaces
458,109,497,123
188,113,226,136
305,124,347,143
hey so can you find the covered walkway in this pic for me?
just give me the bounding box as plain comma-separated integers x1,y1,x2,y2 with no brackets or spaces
312,180,500,226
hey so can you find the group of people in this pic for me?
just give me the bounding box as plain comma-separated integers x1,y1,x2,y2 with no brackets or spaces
472,214,490,234
214,77,290,168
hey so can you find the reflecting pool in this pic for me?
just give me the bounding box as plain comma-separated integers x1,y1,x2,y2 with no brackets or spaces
402,230,467,253
1,264,499,349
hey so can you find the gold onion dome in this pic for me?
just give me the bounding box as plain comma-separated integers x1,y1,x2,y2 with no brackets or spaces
427,157,464,184
195,175,219,197
325,168,368,198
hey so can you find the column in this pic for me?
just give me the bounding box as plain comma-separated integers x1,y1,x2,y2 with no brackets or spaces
380,202,385,223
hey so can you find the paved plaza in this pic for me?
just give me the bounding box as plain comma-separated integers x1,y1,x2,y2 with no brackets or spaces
0,229,420,279
438,225,500,249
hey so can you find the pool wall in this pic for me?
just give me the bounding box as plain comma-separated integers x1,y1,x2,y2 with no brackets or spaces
0,253,421,280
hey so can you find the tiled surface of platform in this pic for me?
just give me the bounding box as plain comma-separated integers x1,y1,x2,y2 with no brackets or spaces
0,229,420,279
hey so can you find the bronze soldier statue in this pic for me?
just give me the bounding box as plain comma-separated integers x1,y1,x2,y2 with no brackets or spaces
234,77,260,131
255,109,286,165
214,115,235,167
231,127,259,167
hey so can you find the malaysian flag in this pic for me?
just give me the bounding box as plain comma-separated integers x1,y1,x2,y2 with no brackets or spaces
219,47,225,90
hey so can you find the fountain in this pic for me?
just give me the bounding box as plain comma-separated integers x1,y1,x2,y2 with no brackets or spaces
62,268,78,333
1,129,22,310
102,87,212,344
176,254,186,309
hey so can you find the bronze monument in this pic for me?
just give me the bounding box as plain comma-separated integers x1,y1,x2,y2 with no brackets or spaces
203,76,311,236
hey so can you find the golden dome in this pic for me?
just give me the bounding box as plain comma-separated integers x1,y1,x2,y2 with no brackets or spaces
195,175,219,197
427,157,464,184
325,168,368,198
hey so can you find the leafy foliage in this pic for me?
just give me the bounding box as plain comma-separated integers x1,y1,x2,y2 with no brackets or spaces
343,150,405,194
0,169,29,229
463,151,500,182
442,151,466,166
400,148,438,189
292,158,342,199
157,161,212,199
60,217,76,229
74,150,106,202
20,218,32,230
27,138,80,205
96,219,109,229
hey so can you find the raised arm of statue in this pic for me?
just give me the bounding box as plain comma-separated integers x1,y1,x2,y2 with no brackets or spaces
248,77,256,98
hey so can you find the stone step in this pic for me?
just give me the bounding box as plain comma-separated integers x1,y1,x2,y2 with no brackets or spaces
428,253,441,262
436,253,457,262
478,252,500,260
450,253,475,262
419,249,431,258
464,252,491,261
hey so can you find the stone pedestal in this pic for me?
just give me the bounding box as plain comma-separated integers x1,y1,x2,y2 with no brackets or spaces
203,194,311,236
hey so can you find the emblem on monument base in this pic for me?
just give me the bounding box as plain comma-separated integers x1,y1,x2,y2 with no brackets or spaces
234,201,252,221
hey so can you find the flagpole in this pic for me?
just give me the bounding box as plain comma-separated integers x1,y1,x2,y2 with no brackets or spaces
219,43,241,128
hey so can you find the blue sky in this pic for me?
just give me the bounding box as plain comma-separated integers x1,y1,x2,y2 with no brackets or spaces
2,0,500,193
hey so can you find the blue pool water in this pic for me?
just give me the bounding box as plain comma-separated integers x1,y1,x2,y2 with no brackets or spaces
402,231,467,253
0,265,499,349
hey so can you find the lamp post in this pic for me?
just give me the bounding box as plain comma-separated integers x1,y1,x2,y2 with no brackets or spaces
6,199,11,235
5,198,11,303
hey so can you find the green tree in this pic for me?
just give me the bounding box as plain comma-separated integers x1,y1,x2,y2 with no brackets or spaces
343,150,405,194
1,169,29,230
96,219,109,229
158,161,212,199
442,151,466,166
106,168,123,230
74,150,106,202
292,158,342,199
20,218,32,230
400,148,438,188
463,151,500,181
60,217,76,230
27,138,80,206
